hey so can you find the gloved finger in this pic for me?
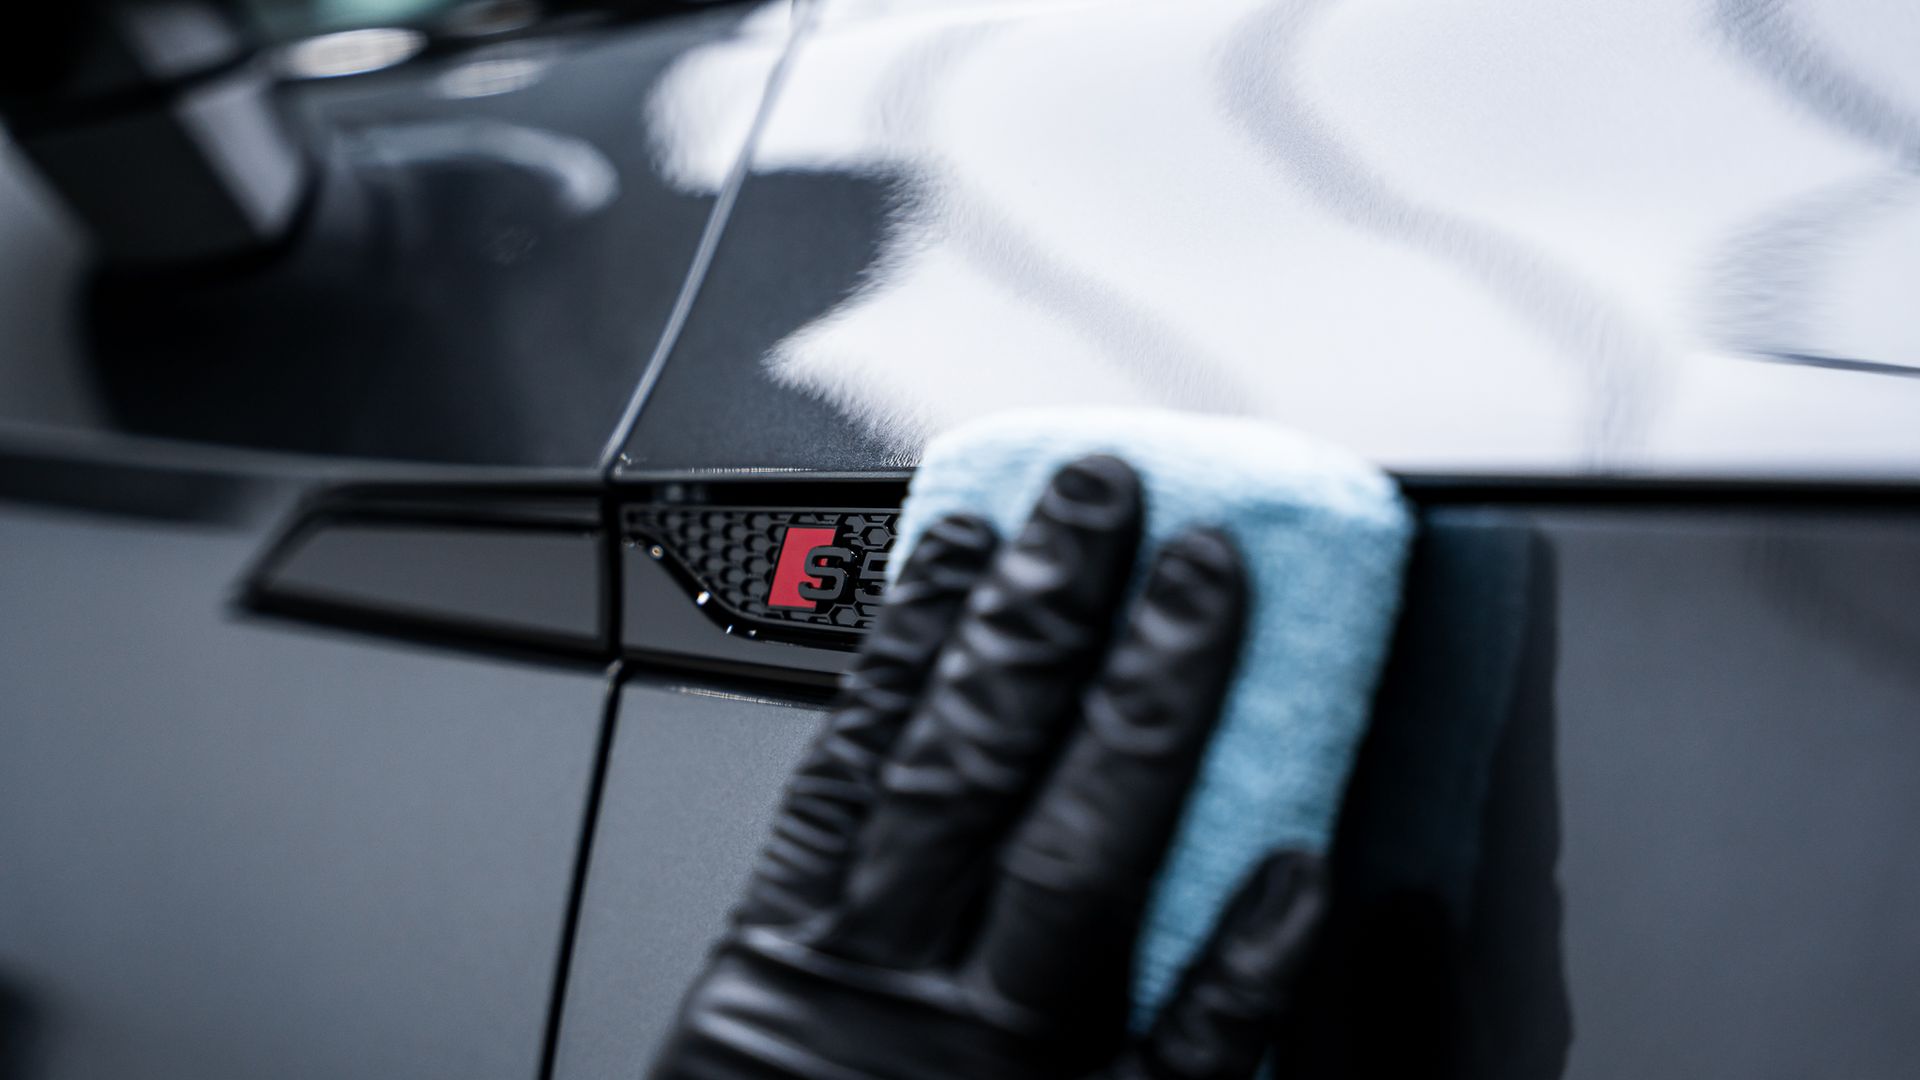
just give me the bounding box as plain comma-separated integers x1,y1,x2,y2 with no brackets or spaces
831,455,1144,966
735,514,998,928
972,528,1247,1019
1117,852,1329,1080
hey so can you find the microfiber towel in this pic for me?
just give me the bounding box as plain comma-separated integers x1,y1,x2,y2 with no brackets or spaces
890,407,1415,1021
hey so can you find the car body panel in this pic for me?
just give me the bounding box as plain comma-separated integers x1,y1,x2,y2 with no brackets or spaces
549,678,823,1080
0,5,785,469
0,489,608,1079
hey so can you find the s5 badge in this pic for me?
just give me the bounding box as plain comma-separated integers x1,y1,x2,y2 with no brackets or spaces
623,505,897,645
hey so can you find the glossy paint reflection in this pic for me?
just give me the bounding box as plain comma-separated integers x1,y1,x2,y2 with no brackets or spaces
641,0,1920,476
0,6,781,468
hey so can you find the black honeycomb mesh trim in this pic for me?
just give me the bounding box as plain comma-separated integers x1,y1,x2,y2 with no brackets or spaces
623,505,897,641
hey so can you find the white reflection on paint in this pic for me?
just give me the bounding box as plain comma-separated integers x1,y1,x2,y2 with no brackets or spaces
436,45,554,99
281,27,427,79
646,0,1920,475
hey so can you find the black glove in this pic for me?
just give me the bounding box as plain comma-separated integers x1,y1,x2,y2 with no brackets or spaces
649,456,1328,1080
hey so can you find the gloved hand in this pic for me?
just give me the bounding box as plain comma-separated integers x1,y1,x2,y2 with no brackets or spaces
649,456,1328,1080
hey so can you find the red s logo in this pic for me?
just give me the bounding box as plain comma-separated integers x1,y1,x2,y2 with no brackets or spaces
767,526,842,609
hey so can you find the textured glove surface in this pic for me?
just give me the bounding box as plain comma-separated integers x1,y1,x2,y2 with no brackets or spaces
648,457,1327,1080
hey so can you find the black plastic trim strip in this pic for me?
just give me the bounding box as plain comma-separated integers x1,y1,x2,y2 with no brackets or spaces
238,479,615,661
1397,473,1920,511
293,481,607,527
241,588,610,669
617,465,1920,513
0,431,284,523
617,476,911,508
233,468,1920,682
598,487,624,658
622,647,843,696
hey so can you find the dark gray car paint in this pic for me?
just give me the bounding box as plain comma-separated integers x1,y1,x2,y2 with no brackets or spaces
1548,511,1920,1080
614,170,909,476
550,678,822,1080
0,7,770,469
0,499,607,1080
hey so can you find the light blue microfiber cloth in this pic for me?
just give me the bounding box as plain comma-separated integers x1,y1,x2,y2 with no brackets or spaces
890,407,1415,1022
